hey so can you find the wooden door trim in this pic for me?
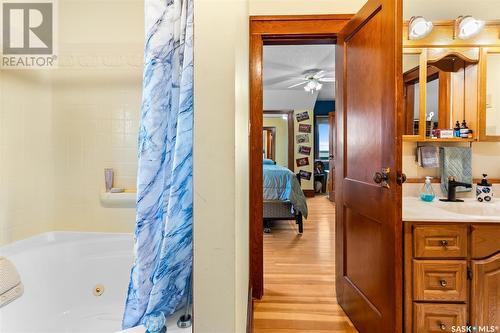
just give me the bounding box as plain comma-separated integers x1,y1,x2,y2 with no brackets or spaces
249,14,353,300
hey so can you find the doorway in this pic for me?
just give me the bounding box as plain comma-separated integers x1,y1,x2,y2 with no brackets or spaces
249,5,403,333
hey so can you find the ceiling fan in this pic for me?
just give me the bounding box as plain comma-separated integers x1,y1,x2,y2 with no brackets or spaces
287,70,335,93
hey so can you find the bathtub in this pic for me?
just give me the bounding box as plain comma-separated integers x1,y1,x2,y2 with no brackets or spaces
0,232,191,333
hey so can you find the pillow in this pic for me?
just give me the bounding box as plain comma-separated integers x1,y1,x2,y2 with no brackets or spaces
263,159,275,165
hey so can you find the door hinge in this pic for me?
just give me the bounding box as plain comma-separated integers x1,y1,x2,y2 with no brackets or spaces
467,267,473,280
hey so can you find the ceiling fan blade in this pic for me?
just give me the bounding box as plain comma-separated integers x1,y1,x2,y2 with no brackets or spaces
319,78,335,82
313,70,325,79
288,81,308,88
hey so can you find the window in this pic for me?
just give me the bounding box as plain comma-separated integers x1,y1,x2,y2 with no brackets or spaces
315,116,329,160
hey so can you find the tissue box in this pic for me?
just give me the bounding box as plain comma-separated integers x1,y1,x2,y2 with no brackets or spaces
439,129,454,138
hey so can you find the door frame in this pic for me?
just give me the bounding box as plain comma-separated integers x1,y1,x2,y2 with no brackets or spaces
249,14,353,299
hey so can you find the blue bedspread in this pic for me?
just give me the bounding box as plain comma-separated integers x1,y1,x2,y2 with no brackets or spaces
263,164,308,218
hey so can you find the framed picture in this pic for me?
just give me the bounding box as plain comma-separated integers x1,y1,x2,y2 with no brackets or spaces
296,157,309,167
299,170,312,181
296,134,309,144
298,124,312,133
296,111,310,122
298,145,311,155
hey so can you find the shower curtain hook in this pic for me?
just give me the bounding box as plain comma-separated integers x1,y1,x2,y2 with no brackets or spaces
177,272,193,328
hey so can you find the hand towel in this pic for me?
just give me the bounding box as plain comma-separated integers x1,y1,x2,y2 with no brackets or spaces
0,257,24,308
440,147,472,195
418,146,440,168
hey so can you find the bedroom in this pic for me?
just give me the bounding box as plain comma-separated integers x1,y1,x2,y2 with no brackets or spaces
255,43,353,330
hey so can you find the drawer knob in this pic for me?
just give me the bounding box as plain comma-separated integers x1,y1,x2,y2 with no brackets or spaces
439,279,447,287
439,322,447,330
440,240,449,248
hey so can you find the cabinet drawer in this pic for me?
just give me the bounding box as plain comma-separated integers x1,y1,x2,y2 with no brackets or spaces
471,225,500,259
413,260,467,302
414,303,467,333
414,225,468,258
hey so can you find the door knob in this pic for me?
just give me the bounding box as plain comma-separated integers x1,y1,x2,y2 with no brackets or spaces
373,168,390,189
397,172,407,185
439,279,447,287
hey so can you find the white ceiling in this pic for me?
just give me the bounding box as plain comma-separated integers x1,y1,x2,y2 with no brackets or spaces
263,44,335,103
404,0,500,20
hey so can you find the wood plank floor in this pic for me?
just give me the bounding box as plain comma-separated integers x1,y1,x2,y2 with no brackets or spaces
253,195,358,333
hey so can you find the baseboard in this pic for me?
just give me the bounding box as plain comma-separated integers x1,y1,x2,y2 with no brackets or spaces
247,286,253,333
303,190,315,197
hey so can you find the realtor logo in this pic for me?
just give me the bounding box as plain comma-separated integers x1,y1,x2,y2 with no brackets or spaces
1,0,56,68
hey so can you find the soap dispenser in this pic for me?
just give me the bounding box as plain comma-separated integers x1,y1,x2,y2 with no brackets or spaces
476,174,493,202
420,176,436,202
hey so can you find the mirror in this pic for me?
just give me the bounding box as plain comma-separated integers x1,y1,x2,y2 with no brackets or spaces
262,127,276,162
485,53,500,136
403,53,421,135
263,112,292,168
425,53,478,138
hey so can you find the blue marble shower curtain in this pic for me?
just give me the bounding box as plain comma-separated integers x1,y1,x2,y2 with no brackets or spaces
123,0,193,328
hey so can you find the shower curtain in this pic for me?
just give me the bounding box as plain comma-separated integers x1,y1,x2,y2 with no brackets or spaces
123,0,193,328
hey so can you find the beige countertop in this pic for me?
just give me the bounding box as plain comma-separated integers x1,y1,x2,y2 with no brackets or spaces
403,196,500,223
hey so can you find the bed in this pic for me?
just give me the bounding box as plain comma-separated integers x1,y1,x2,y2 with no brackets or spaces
263,160,308,233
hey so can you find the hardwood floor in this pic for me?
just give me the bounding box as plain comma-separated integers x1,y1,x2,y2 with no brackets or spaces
253,195,358,333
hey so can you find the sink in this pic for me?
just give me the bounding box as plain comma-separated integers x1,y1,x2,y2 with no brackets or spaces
403,196,500,222
435,201,500,217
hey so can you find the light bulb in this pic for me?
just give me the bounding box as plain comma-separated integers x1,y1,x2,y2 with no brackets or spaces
409,16,433,40
456,16,484,40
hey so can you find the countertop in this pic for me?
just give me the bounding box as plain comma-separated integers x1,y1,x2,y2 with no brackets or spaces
403,196,500,223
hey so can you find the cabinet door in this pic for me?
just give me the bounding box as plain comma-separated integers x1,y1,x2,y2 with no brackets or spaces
471,253,500,328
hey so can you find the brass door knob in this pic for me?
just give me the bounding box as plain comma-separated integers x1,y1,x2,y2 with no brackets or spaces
439,279,447,287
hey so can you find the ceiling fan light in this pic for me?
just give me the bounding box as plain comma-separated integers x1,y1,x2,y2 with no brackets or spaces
456,16,485,40
304,85,311,92
409,16,433,40
316,83,323,91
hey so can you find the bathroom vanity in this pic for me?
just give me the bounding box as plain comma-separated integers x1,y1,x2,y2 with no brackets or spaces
403,198,500,333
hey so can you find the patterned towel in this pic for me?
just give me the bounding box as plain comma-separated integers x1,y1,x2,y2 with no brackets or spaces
440,147,472,195
0,257,24,308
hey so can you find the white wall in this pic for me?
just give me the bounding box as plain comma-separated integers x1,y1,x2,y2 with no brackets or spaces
0,71,55,245
250,0,366,15
193,1,249,332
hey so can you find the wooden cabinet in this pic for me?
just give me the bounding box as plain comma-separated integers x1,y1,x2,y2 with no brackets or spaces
405,222,500,332
470,253,500,328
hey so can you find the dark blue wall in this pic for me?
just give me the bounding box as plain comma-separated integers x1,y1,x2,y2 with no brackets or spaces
313,100,335,116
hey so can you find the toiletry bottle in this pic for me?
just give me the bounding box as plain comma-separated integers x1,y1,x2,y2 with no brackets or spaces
454,121,461,137
420,176,436,202
460,120,469,138
476,174,493,202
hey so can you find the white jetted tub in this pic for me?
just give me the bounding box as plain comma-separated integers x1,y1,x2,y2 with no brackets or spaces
0,232,191,333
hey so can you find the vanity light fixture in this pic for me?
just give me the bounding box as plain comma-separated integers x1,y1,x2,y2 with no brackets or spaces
455,16,485,40
408,16,433,40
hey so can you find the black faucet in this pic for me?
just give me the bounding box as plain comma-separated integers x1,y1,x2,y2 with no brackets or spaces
440,176,472,202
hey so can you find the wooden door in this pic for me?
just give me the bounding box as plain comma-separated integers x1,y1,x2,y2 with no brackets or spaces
328,112,336,202
471,253,500,328
335,1,403,333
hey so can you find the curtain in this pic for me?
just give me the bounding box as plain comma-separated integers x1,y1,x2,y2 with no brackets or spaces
122,0,193,328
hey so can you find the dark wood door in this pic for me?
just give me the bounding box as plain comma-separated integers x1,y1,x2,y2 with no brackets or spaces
335,1,403,333
328,112,336,202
